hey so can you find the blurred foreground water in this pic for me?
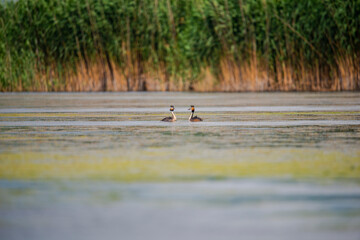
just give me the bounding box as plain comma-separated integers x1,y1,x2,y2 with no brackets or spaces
0,92,360,240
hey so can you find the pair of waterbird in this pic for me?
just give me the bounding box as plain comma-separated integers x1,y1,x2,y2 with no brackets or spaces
161,105,203,122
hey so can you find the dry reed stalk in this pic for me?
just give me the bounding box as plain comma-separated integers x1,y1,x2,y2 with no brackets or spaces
216,57,271,92
334,55,358,91
191,67,216,92
16,55,360,92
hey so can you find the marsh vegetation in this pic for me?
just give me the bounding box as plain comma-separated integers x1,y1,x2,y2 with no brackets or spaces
1,0,359,91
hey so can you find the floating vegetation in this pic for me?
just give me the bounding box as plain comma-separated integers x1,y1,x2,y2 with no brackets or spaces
1,149,359,181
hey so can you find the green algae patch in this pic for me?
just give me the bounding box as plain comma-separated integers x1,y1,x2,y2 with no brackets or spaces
1,112,359,118
0,149,359,181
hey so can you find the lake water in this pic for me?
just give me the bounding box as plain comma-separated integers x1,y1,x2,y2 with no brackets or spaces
0,92,360,240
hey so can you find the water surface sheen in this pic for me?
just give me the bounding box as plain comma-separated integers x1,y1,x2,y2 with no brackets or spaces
0,92,360,240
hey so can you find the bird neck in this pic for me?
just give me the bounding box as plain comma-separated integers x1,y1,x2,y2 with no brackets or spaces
189,111,194,120
171,111,176,120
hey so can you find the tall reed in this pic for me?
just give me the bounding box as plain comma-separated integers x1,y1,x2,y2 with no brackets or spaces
0,0,359,91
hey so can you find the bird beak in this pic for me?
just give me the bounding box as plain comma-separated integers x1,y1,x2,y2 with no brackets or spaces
188,108,191,110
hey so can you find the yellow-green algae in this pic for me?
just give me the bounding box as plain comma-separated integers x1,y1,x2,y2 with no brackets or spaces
0,149,359,182
0,111,359,118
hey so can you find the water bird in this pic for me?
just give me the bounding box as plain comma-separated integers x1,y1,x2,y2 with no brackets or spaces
161,105,177,122
188,105,203,122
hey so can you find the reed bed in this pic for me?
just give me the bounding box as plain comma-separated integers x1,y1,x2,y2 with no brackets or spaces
0,0,359,92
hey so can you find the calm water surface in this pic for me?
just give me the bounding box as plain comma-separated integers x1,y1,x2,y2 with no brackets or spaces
0,92,360,240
